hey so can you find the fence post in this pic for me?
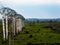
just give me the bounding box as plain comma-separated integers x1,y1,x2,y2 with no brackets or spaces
2,15,5,41
6,16,8,40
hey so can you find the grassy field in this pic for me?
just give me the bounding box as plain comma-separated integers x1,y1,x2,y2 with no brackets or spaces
0,23,60,45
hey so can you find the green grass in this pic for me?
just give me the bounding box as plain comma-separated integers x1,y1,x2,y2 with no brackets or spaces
0,23,60,45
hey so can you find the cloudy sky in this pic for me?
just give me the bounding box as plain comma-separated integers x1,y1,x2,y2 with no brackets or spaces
0,0,60,19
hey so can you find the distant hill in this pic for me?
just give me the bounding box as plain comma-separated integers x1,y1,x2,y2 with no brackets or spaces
25,18,60,23
0,18,60,23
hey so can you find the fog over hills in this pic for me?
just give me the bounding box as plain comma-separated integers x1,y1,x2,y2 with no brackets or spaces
25,18,60,23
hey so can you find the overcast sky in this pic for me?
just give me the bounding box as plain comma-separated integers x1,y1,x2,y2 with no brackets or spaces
0,0,60,19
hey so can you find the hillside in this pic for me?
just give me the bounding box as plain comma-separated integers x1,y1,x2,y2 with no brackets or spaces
0,22,60,45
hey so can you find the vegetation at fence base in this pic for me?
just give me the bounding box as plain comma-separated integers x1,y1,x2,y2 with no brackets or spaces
0,22,60,45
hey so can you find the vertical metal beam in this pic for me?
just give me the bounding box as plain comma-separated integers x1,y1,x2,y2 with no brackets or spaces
6,16,8,40
2,15,5,41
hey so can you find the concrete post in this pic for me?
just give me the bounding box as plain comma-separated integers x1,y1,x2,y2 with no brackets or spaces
6,16,8,40
2,15,5,41
13,17,15,36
